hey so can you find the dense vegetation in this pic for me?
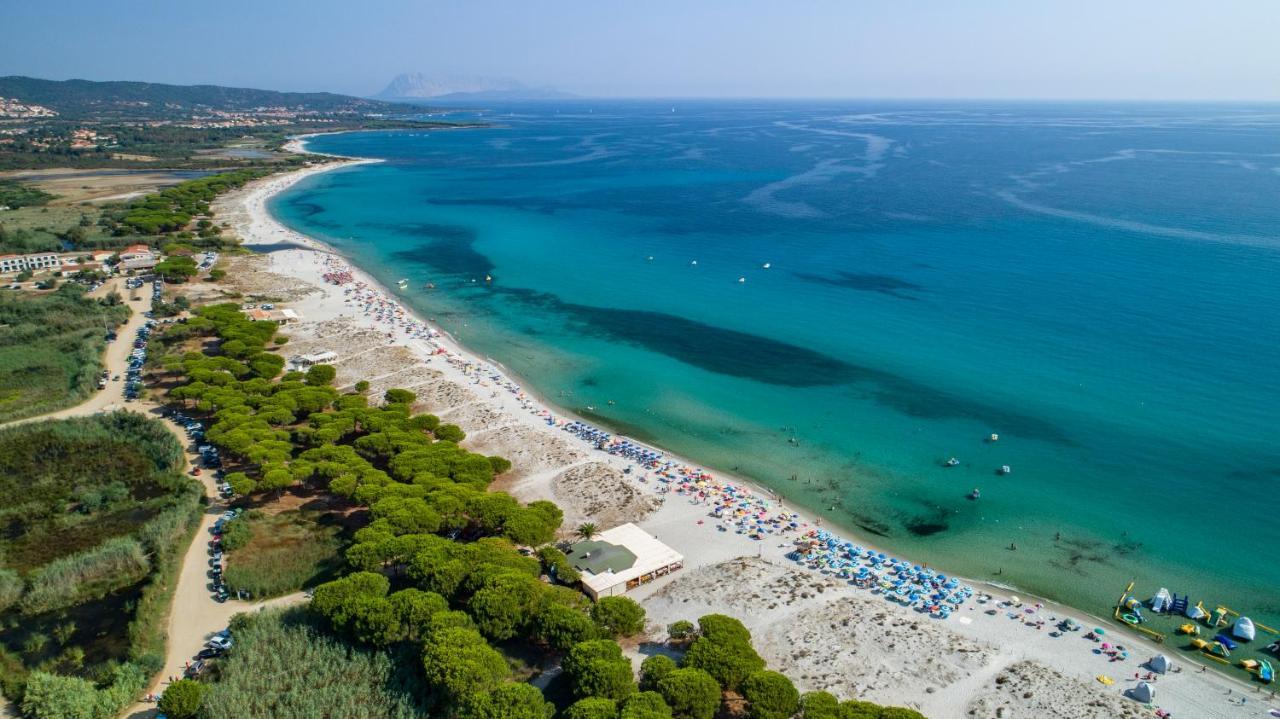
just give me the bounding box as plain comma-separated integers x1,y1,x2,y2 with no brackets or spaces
220,508,347,598
0,413,202,715
116,169,269,235
0,283,130,422
200,607,429,719
157,302,926,719
0,166,276,255
0,180,54,209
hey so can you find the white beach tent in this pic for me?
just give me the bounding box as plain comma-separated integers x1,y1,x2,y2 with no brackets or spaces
1148,654,1173,674
1130,681,1155,703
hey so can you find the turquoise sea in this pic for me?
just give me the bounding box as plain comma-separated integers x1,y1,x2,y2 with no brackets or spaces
272,101,1280,633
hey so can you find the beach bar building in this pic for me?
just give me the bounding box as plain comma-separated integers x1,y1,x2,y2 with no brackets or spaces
288,350,337,370
568,523,683,600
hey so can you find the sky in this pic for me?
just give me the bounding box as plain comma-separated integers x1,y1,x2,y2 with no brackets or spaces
2,0,1278,101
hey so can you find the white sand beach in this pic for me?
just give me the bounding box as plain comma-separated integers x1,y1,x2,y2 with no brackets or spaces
208,157,1276,719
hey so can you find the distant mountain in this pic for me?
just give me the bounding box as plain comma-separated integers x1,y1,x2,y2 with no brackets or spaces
0,76,410,120
375,73,575,103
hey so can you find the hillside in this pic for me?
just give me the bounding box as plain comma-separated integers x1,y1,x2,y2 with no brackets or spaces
0,76,409,120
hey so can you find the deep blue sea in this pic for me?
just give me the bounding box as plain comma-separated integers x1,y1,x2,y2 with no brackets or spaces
273,101,1280,629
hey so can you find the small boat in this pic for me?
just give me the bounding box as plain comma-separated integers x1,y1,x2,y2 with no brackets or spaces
762,262,771,269
968,488,980,500
998,465,1012,475
1233,616,1256,641
485,274,493,283
989,433,999,442
945,457,960,467
647,256,654,261
396,278,408,287
690,260,698,266
738,277,746,283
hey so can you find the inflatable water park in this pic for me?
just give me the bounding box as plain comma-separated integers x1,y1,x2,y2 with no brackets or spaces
1115,581,1277,683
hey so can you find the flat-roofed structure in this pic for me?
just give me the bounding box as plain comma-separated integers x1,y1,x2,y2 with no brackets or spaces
568,522,683,600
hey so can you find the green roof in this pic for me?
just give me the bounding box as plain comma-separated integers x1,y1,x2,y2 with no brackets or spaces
569,539,637,575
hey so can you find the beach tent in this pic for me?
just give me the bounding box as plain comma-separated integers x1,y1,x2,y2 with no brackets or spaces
1130,681,1155,703
1148,654,1173,674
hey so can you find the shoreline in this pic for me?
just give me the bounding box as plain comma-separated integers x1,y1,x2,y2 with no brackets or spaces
208,146,1267,718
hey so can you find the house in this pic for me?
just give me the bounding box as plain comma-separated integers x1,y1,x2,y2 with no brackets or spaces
119,244,158,270
567,523,684,600
0,252,61,274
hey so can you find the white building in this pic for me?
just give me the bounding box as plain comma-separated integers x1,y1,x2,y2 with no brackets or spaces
119,244,159,270
568,523,684,600
0,252,60,274
288,350,338,370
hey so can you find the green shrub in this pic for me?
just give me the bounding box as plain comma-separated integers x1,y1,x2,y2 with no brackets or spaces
640,655,677,691
656,668,720,719
22,537,150,614
563,640,635,703
592,596,646,638
158,678,206,718
565,696,619,719
741,670,798,719
667,620,696,642
0,569,22,613
799,691,839,718
681,614,764,690
620,691,674,719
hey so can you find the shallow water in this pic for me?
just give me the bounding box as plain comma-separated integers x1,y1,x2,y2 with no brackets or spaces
271,100,1280,636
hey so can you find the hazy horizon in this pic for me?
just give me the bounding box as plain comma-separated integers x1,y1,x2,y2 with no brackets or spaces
3,0,1279,102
